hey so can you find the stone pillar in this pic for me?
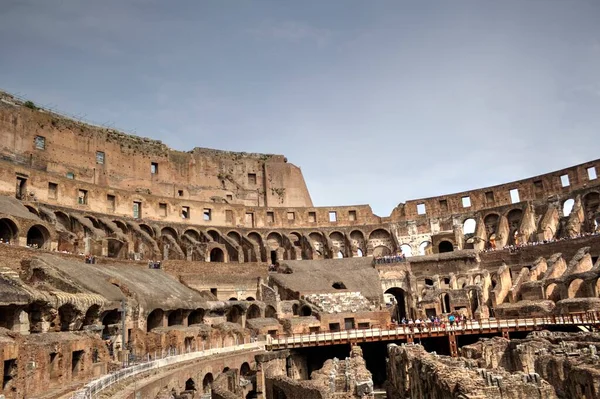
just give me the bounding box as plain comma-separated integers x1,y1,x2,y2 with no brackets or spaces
448,332,458,357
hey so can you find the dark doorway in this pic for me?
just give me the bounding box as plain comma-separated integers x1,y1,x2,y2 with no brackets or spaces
385,287,407,321
71,350,84,376
438,241,454,253
185,378,196,391
16,177,27,199
0,218,18,244
270,250,277,265
440,293,451,314
27,225,49,249
210,248,224,262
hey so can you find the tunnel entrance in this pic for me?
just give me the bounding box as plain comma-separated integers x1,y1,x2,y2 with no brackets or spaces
210,247,224,262
27,225,50,249
0,218,18,244
384,287,407,321
438,241,454,253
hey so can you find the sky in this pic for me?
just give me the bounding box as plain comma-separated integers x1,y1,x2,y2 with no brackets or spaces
1,1,599,216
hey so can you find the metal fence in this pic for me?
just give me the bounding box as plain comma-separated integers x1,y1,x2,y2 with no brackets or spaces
70,341,265,399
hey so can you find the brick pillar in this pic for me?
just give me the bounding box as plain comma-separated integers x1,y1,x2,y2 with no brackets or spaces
448,332,458,357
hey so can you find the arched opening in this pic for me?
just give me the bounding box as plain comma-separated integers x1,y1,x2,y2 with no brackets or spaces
240,362,251,377
27,225,50,249
139,223,154,237
265,305,277,318
469,290,479,316
563,199,575,217
55,211,71,230
58,303,79,332
0,218,18,244
168,309,184,326
438,241,454,253
25,205,40,217
147,309,164,331
463,218,476,235
507,209,523,245
299,306,311,317
223,367,230,373
101,309,120,338
207,229,221,242
247,304,261,319
418,241,431,256
373,245,391,257
82,305,100,328
545,283,556,300
246,297,255,301
292,304,299,315
113,220,128,234
188,309,204,325
210,247,225,262
568,279,586,298
161,227,178,239
185,378,196,391
400,244,413,257
202,373,214,393
440,293,451,313
384,287,407,321
183,229,201,243
350,230,365,257
332,282,347,289
227,305,243,324
85,216,101,230
337,251,344,259
356,248,363,257
583,192,600,232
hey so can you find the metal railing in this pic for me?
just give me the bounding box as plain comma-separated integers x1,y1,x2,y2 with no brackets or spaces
70,341,265,399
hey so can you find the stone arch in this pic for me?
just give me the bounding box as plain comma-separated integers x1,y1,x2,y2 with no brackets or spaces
299,305,311,317
438,241,454,253
139,223,155,238
329,231,346,256
483,213,500,243
168,309,185,326
400,244,413,257
210,247,225,262
58,303,80,331
289,232,302,247
463,218,477,235
240,362,251,377
349,230,366,256
227,305,243,325
385,287,408,321
562,198,575,217
101,309,120,336
373,245,391,257
247,304,261,319
0,217,19,244
227,231,242,245
82,304,101,328
24,205,40,217
246,232,264,262
206,229,221,243
506,209,523,245
55,211,71,229
265,305,277,318
188,309,205,325
308,232,326,258
292,304,299,315
583,192,600,232
418,241,431,256
27,224,50,249
368,229,393,256
85,215,101,230
546,283,559,301
202,373,214,394
185,378,196,391
113,220,128,234
182,228,201,243
568,278,586,298
147,309,164,331
161,226,178,239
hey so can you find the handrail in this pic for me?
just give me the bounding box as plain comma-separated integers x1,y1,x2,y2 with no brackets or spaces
70,341,266,399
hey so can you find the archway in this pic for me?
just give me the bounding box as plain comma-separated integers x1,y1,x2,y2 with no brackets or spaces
265,305,277,318
58,303,79,331
227,305,243,324
27,225,50,249
247,304,261,319
101,309,120,337
240,362,251,377
418,241,431,256
299,305,311,317
147,309,164,331
438,241,454,253
185,378,196,391
210,247,225,262
0,218,18,244
400,244,413,257
563,199,575,217
168,309,184,326
202,373,214,393
188,309,204,325
82,305,100,329
546,283,559,301
440,293,451,313
384,287,407,321
139,223,154,237
373,245,391,257
568,279,586,298
463,218,476,235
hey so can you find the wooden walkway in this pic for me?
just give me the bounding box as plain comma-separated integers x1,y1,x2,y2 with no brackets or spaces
266,313,600,354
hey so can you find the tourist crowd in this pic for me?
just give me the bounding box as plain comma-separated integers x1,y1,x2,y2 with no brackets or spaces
373,253,406,265
482,230,600,253
392,313,470,332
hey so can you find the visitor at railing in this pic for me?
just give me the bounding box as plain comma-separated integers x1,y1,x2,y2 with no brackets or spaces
482,230,600,253
373,253,406,265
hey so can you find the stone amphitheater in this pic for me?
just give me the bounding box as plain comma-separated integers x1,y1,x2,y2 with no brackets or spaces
0,90,599,398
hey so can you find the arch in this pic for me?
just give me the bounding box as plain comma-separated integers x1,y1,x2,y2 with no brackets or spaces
350,230,366,256
139,223,154,237
562,199,575,217
185,378,196,391
483,213,500,239
25,205,40,217
265,305,277,318
207,229,221,242
188,309,205,325
373,245,391,257
418,241,431,256
227,231,242,244
167,309,184,326
27,225,50,249
0,218,19,244
299,305,311,317
400,244,413,257
440,293,451,313
240,362,251,377
247,232,263,245
183,228,201,243
55,211,71,229
463,218,477,235
58,303,79,331
85,216,101,230
384,287,407,321
507,209,523,245
289,232,302,247
82,304,100,328
101,309,120,337
266,232,283,249
438,241,454,253
210,247,225,262
308,232,325,255
568,278,586,298
546,283,559,301
160,226,178,239
246,297,255,301
247,304,261,319
202,373,214,393
147,309,164,331
227,305,243,324
583,192,600,232
292,304,299,315
113,220,128,234
329,231,345,252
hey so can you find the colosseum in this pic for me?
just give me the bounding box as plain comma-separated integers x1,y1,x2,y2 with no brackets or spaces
0,90,599,399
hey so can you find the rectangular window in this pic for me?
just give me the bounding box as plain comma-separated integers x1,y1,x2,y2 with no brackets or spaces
560,174,570,187
203,208,211,221
66,172,75,180
133,201,142,219
439,199,448,211
78,189,88,205
533,180,543,192
329,211,337,222
308,212,316,223
348,210,357,221
210,288,218,296
159,203,167,217
245,212,254,227
177,189,184,197
248,173,257,185
587,167,597,180
71,350,84,376
509,188,520,203
107,194,116,212
96,151,105,164
48,182,58,199
485,191,495,203
287,212,295,221
417,203,426,215
461,196,471,208
182,206,190,219
35,136,45,150
267,211,275,223
151,162,158,174
329,323,340,332
225,210,233,223
226,194,233,201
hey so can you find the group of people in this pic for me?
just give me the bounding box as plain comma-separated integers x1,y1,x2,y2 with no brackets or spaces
373,253,406,265
482,230,600,253
393,313,470,332
84,254,97,264
148,260,162,269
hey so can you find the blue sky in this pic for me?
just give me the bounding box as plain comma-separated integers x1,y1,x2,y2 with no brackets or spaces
1,1,599,216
